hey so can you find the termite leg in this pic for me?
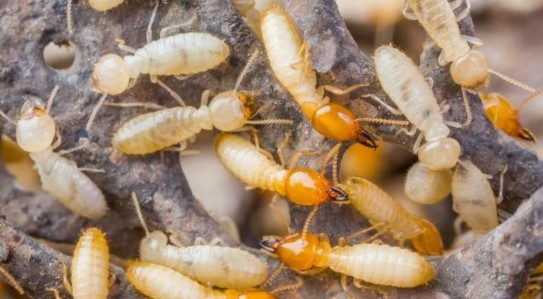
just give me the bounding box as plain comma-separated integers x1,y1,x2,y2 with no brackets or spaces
342,222,386,244
62,263,72,294
208,237,227,247
0,266,24,295
361,93,403,115
319,83,369,96
276,133,291,168
353,278,388,296
104,101,167,110
497,165,508,205
461,88,473,128
454,0,472,22
412,131,424,153
461,35,483,47
437,50,448,66
268,194,291,234
108,273,116,288
401,0,418,20
45,85,60,114
200,90,211,107
151,76,185,106
395,125,417,137
115,39,137,54
270,276,303,295
159,14,198,38
167,230,190,247
340,275,358,299
47,288,62,299
58,139,89,156
78,167,106,173
146,0,160,43
445,120,462,129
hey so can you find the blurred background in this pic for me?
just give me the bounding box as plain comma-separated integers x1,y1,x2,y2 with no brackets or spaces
2,0,543,297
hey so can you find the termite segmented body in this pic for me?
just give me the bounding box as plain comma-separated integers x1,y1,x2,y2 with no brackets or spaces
261,233,435,287
451,161,498,236
340,176,443,255
89,0,124,11
374,45,461,170
215,133,348,205
404,162,453,204
3,96,107,219
70,228,110,299
404,0,488,88
480,92,537,142
92,33,230,96
127,262,276,299
260,4,376,148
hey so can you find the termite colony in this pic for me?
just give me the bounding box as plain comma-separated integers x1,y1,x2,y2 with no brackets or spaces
0,0,542,298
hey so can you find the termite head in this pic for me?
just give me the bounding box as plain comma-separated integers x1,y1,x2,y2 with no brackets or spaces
92,54,131,95
139,231,168,259
418,137,461,170
450,50,489,88
260,233,331,270
208,91,254,131
224,289,276,299
16,99,56,153
312,103,365,143
285,167,339,205
411,219,444,256
89,0,123,11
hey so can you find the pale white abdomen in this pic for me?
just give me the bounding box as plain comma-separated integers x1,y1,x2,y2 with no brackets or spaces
141,244,268,289
71,228,110,299
407,0,470,63
375,46,445,136
328,243,435,287
112,106,212,155
215,134,287,195
261,4,323,117
127,33,230,76
30,150,107,219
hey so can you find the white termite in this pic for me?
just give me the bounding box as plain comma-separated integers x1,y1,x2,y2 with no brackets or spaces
405,162,453,204
131,192,269,289
0,87,107,219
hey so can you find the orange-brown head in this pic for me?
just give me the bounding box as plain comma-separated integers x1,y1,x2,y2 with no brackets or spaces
284,167,348,205
311,103,377,148
224,289,276,299
260,233,331,271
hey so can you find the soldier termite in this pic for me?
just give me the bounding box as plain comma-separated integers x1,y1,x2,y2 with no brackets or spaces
260,4,387,149
451,160,503,237
339,176,444,255
127,261,276,299
480,91,543,143
402,0,537,127
0,87,107,219
373,45,461,170
131,192,269,289
111,49,291,155
260,232,435,288
86,1,230,133
404,162,453,205
60,228,111,299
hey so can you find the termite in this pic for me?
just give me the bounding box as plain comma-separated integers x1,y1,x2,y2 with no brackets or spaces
0,87,107,219
480,91,542,143
373,45,461,170
111,49,291,155
402,0,537,127
127,261,276,299
451,160,502,236
260,4,383,149
131,192,269,289
404,162,453,205
339,176,444,255
62,228,111,299
260,232,435,288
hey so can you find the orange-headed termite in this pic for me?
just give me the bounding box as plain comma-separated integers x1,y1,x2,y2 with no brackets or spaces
260,4,381,149
260,232,435,288
63,228,110,299
127,261,276,299
0,87,107,219
374,45,461,170
111,49,291,155
131,192,269,289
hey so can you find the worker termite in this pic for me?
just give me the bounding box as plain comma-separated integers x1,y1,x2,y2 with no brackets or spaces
260,232,435,288
373,45,461,170
480,91,542,143
339,176,444,255
111,49,291,155
403,0,536,90
131,192,269,289
61,228,111,299
127,261,276,299
404,162,453,205
0,87,107,219
451,160,503,237
261,4,392,149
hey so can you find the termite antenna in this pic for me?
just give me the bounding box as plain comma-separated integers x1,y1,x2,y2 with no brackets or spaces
45,85,60,114
234,49,260,92
245,119,293,125
320,143,341,181
0,109,16,125
262,263,284,287
131,192,150,236
146,0,160,43
332,145,340,185
66,0,74,34
518,89,543,112
356,117,410,127
488,68,536,93
85,93,107,133
301,205,319,238
0,266,24,295
461,88,473,128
